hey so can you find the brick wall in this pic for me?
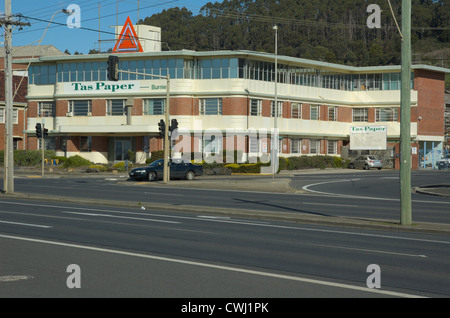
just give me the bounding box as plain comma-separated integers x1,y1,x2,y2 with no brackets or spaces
414,69,445,136
222,97,246,115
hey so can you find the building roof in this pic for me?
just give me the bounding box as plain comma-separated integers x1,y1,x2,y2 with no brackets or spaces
14,49,450,75
1,45,67,58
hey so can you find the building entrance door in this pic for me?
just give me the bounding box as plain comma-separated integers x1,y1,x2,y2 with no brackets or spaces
115,138,131,161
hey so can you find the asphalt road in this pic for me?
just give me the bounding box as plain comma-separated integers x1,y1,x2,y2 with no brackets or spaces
2,169,450,300
8,169,450,225
1,198,449,298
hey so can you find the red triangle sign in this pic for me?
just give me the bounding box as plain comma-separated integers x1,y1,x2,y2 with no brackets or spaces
113,16,143,53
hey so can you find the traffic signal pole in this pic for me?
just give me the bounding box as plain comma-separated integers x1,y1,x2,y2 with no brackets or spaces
108,58,171,183
41,123,45,177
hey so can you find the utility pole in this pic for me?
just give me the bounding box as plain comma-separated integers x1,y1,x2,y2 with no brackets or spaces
1,0,30,194
400,0,412,225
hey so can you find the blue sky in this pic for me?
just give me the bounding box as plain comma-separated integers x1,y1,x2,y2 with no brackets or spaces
3,0,214,54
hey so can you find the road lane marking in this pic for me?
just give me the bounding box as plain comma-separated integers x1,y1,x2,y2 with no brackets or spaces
302,180,450,205
0,234,426,298
302,202,358,208
301,242,427,258
61,211,180,224
144,192,181,196
1,201,450,246
0,275,33,282
0,220,52,228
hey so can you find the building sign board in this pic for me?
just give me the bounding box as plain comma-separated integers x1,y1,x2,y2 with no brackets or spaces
64,81,140,94
350,125,387,150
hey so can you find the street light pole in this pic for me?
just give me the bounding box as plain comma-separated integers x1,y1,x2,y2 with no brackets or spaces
400,0,412,225
163,75,170,184
272,25,278,179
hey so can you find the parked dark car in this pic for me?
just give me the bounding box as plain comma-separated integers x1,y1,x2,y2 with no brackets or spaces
129,159,203,181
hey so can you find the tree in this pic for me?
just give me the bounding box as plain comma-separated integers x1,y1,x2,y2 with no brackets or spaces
137,0,448,67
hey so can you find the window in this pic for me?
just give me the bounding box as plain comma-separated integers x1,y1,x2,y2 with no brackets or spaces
69,100,91,116
107,99,126,116
291,103,302,119
249,99,262,116
13,109,18,124
0,108,19,124
376,108,398,122
38,102,55,117
80,136,92,152
200,98,222,115
328,106,337,121
29,64,57,85
353,108,368,122
310,105,320,120
202,135,222,154
310,139,320,154
327,140,337,154
291,138,301,154
249,137,260,153
271,101,282,117
143,98,165,115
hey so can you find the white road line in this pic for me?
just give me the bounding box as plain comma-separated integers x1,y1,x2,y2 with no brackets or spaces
0,234,426,298
303,242,427,258
0,275,33,282
60,211,180,224
1,201,450,246
302,180,450,205
0,220,52,228
302,202,358,208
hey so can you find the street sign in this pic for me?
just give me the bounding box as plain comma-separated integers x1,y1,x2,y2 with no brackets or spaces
112,16,143,53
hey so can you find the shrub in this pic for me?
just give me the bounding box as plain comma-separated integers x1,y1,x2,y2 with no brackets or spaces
279,157,289,170
225,163,261,173
333,156,343,168
88,164,107,172
0,150,57,166
14,150,41,166
285,155,345,170
150,150,164,161
63,155,92,168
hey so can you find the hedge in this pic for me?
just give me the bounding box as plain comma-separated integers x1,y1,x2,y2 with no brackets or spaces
285,155,344,170
0,150,56,166
225,162,262,173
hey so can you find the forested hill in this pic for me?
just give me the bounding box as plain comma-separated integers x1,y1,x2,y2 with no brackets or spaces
140,0,449,69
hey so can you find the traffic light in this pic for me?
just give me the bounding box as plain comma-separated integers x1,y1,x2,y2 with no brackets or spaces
107,55,119,81
169,119,178,132
35,123,42,138
43,128,49,138
158,119,165,137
